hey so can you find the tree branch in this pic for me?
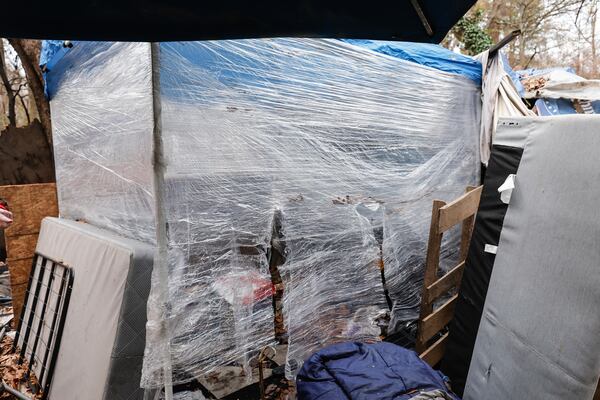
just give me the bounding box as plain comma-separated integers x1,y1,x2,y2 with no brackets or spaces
17,91,30,125
0,40,16,126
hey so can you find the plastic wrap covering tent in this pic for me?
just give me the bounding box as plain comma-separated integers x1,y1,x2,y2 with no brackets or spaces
343,39,483,85
46,39,481,388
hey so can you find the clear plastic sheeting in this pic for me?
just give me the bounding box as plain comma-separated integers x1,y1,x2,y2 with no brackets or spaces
281,199,387,377
48,42,156,243
48,38,481,389
143,173,277,386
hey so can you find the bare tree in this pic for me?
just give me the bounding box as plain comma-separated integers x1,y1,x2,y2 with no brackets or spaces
492,0,585,66
17,89,31,124
447,0,591,69
590,2,597,75
572,0,599,76
7,39,52,146
0,40,16,126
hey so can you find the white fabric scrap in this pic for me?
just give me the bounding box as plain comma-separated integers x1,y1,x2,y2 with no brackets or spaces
484,244,498,254
498,174,516,204
476,51,535,165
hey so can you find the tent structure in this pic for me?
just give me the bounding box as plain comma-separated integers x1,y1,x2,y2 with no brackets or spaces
44,39,481,398
6,4,600,398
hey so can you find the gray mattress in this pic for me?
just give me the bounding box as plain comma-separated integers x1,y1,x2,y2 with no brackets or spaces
464,116,600,399
36,217,153,400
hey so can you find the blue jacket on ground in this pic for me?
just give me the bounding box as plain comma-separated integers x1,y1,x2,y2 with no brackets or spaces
296,342,459,400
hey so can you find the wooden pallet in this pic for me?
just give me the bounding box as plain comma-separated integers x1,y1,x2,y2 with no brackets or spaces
0,183,58,325
416,185,482,367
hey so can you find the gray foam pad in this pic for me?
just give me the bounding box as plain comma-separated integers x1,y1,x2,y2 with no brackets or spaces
464,116,600,399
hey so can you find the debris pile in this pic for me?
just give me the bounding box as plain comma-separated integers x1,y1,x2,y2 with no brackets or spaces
0,306,42,400
521,75,548,93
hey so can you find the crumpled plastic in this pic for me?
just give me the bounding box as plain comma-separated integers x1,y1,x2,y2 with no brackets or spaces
47,38,481,388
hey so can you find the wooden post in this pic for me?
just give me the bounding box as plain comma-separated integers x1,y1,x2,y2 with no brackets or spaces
459,186,479,261
150,42,174,400
416,199,445,353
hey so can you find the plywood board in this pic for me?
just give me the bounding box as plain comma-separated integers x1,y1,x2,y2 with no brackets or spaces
1,183,58,236
0,183,58,323
10,281,28,327
6,233,38,261
6,258,33,286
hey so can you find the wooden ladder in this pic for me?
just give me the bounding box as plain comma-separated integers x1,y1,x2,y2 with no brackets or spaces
416,185,483,367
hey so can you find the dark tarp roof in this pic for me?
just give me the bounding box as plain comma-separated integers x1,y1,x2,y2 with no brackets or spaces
2,0,476,42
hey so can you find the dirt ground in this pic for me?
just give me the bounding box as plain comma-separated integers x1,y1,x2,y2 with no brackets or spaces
0,263,42,399
0,305,43,399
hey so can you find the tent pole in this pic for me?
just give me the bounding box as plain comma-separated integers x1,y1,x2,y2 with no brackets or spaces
150,42,174,400
488,30,521,58
410,0,434,37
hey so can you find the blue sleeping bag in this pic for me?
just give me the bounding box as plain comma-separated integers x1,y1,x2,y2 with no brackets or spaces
296,342,459,400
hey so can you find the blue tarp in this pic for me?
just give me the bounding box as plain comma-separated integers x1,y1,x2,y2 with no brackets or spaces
342,39,482,85
41,40,72,71
501,53,525,97
41,40,74,96
44,39,483,99
535,98,600,115
41,40,63,67
297,342,459,400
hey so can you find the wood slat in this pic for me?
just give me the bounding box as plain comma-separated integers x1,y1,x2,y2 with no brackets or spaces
418,294,458,344
458,185,479,261
426,261,465,303
418,200,446,323
423,200,446,287
459,214,476,261
420,332,448,367
438,185,483,233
